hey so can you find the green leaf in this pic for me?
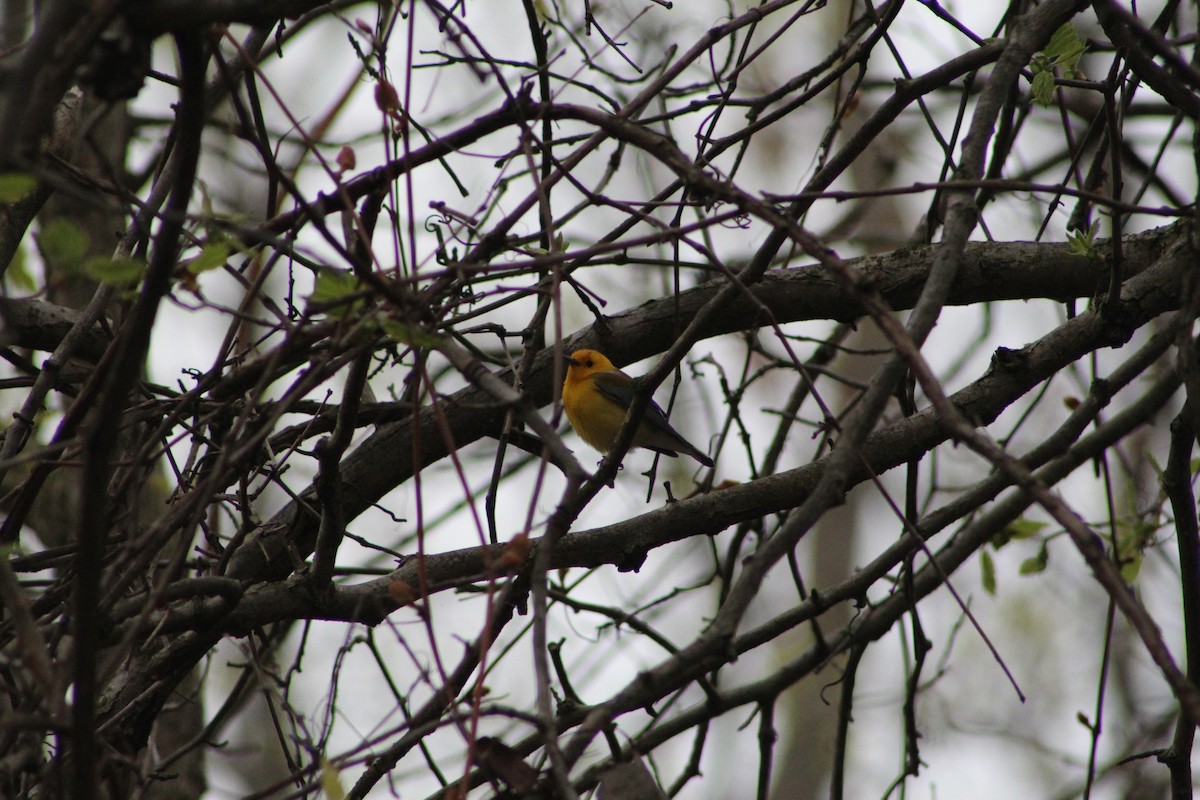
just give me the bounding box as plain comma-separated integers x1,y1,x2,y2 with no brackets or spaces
378,317,442,348
1031,69,1056,106
320,757,346,800
1018,543,1049,575
309,268,362,310
980,549,997,596
83,256,146,284
185,241,231,274
1030,25,1086,107
5,245,35,292
1120,552,1143,583
1008,518,1047,539
1000,517,1046,544
0,173,37,203
38,218,90,268
1044,23,1087,69
1116,518,1156,584
1066,221,1102,260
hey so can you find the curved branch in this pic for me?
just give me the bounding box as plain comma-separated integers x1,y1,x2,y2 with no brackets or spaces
225,220,1192,582
102,228,1188,645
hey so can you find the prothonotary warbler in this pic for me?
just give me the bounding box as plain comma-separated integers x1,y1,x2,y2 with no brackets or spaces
562,349,714,467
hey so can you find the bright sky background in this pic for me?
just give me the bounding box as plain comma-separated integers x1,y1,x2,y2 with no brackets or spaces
111,0,1200,797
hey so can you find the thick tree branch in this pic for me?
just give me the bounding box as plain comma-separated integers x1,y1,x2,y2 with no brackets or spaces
226,220,1192,583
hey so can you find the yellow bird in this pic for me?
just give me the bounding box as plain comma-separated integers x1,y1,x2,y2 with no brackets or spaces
562,349,714,467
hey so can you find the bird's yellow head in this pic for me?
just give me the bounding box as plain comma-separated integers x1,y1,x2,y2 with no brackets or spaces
566,349,616,381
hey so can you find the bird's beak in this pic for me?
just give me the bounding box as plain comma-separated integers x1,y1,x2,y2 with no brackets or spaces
566,355,581,368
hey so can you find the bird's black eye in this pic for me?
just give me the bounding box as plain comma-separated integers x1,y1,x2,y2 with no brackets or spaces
585,358,593,367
